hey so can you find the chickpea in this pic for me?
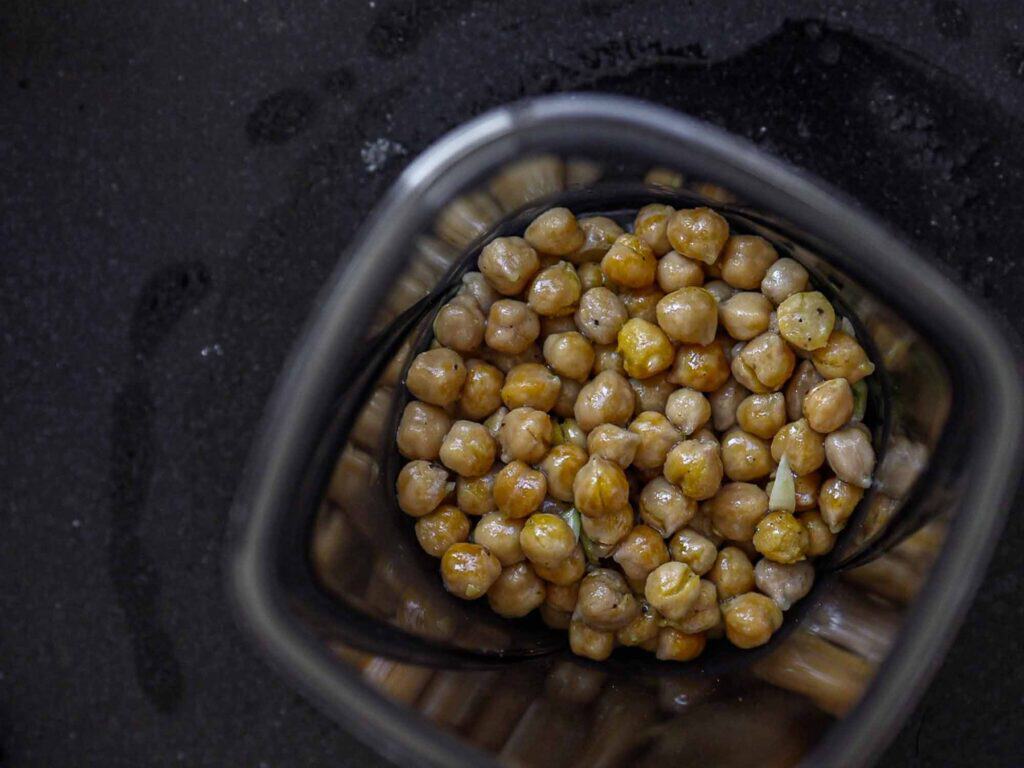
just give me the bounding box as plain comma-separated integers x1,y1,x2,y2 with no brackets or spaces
617,601,661,647
819,476,864,533
433,295,486,354
587,424,640,468
534,543,586,585
792,471,821,511
591,343,626,376
499,363,561,412
617,318,675,379
473,512,525,565
525,207,585,256
415,505,471,557
483,406,507,439
657,251,705,292
761,257,809,305
574,370,636,430
708,482,768,541
621,284,665,322
753,511,809,564
777,290,837,351
541,605,572,630
485,299,541,355
440,542,502,600
719,292,772,340
709,376,749,432
487,562,547,617
735,392,786,440
478,236,540,295
786,359,824,421
543,332,594,382
803,378,854,433
755,558,814,610
708,546,755,600
569,618,615,661
576,289,628,347
498,407,552,464
551,377,580,419
656,287,718,345
824,427,876,488
668,341,731,392
439,420,497,477
613,525,670,581
666,207,729,264
577,261,607,291
397,461,450,517
673,579,721,634
406,347,467,406
637,477,693,538
731,332,796,393
479,343,544,374
645,561,701,620
629,372,675,414
572,456,630,517
703,279,736,304
722,592,783,648
662,388,709,435
493,460,547,518
527,261,583,317
546,581,580,613
458,359,504,421
576,568,640,630
689,503,724,545
601,233,657,288
657,628,707,661
460,271,500,313
811,330,875,383
554,417,587,450
720,428,773,481
771,419,826,476
540,444,589,502
719,235,778,289
397,400,452,460
798,510,837,556
580,503,634,546
629,411,681,471
634,203,675,255
520,512,577,569
540,314,578,339
456,466,499,515
572,216,624,263
664,439,724,501
669,527,718,575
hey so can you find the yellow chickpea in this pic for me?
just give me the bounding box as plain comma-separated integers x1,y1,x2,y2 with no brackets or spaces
819,476,865,533
656,287,718,345
520,512,577,569
793,471,821,511
639,477,696,536
397,400,452,461
439,420,497,477
487,562,547,618
753,510,809,564
569,618,615,661
493,460,547,518
478,343,544,374
572,456,630,517
811,330,875,383
619,284,665,323
580,503,634,547
669,527,718,575
397,460,451,517
761,257,809,305
440,542,502,600
406,347,467,406
591,343,626,376
456,467,499,515
664,387,712,435
722,592,783,648
601,233,657,288
798,510,837,556
629,372,675,414
500,363,561,412
527,261,583,317
572,216,624,263
485,299,541,354
720,427,773,481
708,482,768,541
478,236,540,295
546,581,580,613
617,601,661,647
629,411,681,471
634,203,675,255
525,207,585,256
577,261,607,290
433,295,486,353
613,525,670,581
539,443,589,502
553,376,581,418
541,605,572,630
414,505,470,557
576,568,641,630
574,370,636,431
617,318,675,379
575,287,629,345
657,628,707,661
657,251,705,292
587,423,640,468
668,341,731,392
664,439,724,501
645,561,701,620
472,511,525,565
543,331,595,382
803,378,854,433
534,543,586,585
708,546,756,600
735,392,786,440
719,235,779,289
666,207,729,264
672,579,721,634
777,290,836,351
498,406,552,464
719,291,773,340
771,419,826,476
458,359,504,421
731,332,796,393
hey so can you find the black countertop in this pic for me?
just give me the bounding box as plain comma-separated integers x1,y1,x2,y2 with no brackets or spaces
2,1,1022,765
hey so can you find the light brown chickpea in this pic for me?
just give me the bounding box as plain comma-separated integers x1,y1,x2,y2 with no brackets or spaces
541,605,572,630
534,543,586,585
576,568,640,631
722,592,783,648
569,618,615,661
668,341,731,392
793,471,822,511
629,411,681,471
397,400,452,460
546,581,580,613
785,359,825,421
818,476,864,533
669,527,718,575
460,271,500,313
719,235,778,290
803,378,854,433
720,427,773,481
798,510,837,556
478,236,541,295
776,291,836,352
580,503,634,546
440,542,502,600
629,372,675,414
639,477,696,536
617,318,675,379
478,343,544,374
666,207,729,264
540,443,589,502
473,512,525,565
731,332,796,393
458,359,504,421
433,295,486,353
664,439,724,501
709,376,749,432
439,420,497,477
613,524,670,581
415,505,471,557
656,287,718,345
665,387,712,435
771,419,826,476
761,257,809,305
753,511,809,564
406,347,467,406
483,406,507,439
619,284,665,323
525,207,585,256
553,377,581,418
736,392,786,440
634,203,675,256
520,512,577,569
527,261,583,317
573,456,630,517
591,343,626,376
493,460,547,518
498,407,552,464
500,363,561,412
543,332,594,382
397,460,451,517
755,558,814,610
601,233,657,288
587,424,640,468
708,546,756,600
554,417,587,450
689,502,724,544
577,261,607,291
644,561,701,620
617,601,661,647
708,482,768,541
825,426,876,489
673,579,721,634
811,330,875,383
656,628,707,661
487,562,547,618
574,370,636,431
485,299,541,355
719,292,773,340
540,314,578,339
702,278,736,304
657,251,705,292
572,216,624,263
575,287,629,345
456,466,499,515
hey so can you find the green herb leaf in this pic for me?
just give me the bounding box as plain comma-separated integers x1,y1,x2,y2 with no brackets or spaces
580,531,600,564
559,506,582,543
852,380,868,422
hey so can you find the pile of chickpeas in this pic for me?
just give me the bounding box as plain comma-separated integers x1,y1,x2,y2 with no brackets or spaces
394,203,876,662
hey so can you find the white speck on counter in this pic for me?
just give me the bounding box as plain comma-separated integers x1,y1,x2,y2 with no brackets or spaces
361,138,406,173
200,343,224,358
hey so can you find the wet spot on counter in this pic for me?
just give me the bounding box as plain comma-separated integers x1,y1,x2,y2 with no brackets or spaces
246,88,318,145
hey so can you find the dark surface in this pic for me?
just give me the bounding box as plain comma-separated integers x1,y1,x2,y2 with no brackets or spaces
2,1,1022,765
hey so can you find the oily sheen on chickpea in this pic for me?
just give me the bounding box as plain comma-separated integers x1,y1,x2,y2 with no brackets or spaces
395,203,877,661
